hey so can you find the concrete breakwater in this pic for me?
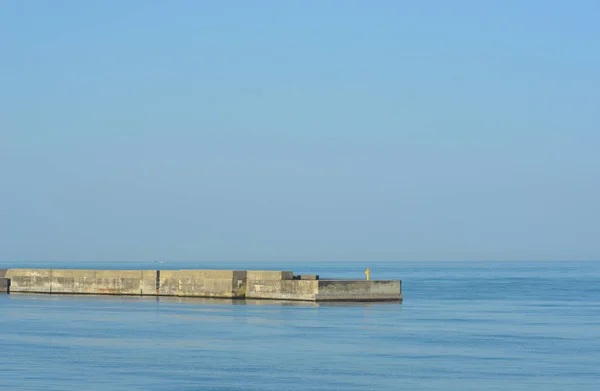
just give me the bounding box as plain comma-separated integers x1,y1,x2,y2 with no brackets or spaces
0,268,402,301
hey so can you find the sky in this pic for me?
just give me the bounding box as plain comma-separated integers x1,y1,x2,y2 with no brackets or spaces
1,1,599,263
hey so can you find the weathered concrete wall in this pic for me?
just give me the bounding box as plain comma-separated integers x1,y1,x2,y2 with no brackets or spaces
51,269,96,294
95,270,144,295
246,279,319,301
246,279,402,301
246,270,294,281
246,270,318,300
6,269,153,296
141,270,157,295
178,270,246,298
297,275,319,280
158,270,179,296
6,269,53,293
316,280,402,301
5,269,248,298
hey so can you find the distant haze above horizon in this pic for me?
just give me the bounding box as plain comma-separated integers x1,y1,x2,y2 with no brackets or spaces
1,1,599,263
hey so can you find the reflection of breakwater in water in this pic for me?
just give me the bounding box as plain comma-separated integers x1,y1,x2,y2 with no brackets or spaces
1,268,402,302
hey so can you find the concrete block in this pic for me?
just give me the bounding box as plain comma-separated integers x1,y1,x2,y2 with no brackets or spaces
5,269,52,293
246,270,294,281
51,269,96,294
177,270,246,279
178,278,237,298
178,270,247,298
246,280,319,301
315,280,402,301
95,270,140,279
298,275,319,280
158,270,180,296
140,270,157,295
0,269,7,278
95,270,143,295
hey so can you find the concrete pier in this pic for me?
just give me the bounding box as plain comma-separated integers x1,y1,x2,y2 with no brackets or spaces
1,268,402,302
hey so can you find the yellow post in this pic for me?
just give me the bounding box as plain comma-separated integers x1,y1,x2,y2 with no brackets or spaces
365,268,370,281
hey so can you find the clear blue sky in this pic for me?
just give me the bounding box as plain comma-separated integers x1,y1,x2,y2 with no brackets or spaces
1,1,599,263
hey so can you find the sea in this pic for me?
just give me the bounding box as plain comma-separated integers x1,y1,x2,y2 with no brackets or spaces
1,261,599,390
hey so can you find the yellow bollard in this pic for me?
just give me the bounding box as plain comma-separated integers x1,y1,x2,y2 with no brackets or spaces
365,268,370,281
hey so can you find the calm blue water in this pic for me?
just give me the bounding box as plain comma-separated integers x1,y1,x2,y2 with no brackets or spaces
1,261,599,390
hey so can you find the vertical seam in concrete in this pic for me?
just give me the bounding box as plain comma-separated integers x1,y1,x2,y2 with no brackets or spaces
177,270,181,297
50,269,53,294
156,270,160,295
